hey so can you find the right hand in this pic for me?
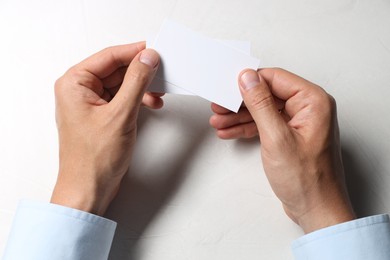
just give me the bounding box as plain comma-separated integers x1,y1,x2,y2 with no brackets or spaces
210,68,355,233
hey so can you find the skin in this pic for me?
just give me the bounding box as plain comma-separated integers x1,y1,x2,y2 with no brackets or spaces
210,68,356,233
51,42,162,215
52,42,355,234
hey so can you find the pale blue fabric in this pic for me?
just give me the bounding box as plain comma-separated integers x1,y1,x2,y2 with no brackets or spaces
292,214,390,259
3,201,390,260
2,200,116,260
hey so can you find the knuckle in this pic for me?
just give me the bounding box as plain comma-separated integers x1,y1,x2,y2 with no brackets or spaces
54,77,63,95
127,66,150,86
242,125,257,139
327,94,337,111
103,46,125,67
102,46,111,53
248,91,274,111
101,46,114,56
54,73,70,97
310,90,337,117
321,91,336,108
54,67,82,96
271,67,285,74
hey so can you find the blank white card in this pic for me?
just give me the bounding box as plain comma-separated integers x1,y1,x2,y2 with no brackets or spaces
151,19,260,112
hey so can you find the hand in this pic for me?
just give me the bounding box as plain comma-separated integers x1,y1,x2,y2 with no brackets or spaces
210,68,355,233
51,42,160,216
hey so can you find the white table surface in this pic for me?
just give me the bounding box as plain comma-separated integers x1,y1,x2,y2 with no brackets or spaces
1,0,389,259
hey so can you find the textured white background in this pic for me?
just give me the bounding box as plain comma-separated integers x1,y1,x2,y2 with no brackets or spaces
1,0,389,259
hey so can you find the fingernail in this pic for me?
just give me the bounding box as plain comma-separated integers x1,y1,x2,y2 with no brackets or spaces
139,49,159,69
240,70,260,90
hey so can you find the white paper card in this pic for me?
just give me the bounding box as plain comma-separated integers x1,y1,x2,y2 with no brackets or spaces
151,19,260,112
149,76,194,95
148,38,252,96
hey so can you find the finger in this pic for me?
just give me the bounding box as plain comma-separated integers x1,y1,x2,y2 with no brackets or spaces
111,48,159,113
108,86,167,105
148,92,165,97
259,68,327,118
211,103,232,114
258,68,310,100
216,122,258,139
274,96,285,111
142,93,164,109
76,42,145,79
239,69,286,139
102,66,127,89
209,107,253,129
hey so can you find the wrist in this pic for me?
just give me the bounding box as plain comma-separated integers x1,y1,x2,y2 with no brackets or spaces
294,192,356,234
50,174,120,216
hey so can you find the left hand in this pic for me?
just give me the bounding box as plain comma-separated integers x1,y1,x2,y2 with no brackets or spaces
51,42,161,215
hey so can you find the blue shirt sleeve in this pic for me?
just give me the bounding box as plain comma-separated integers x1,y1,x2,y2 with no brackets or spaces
3,201,390,259
2,200,117,260
292,214,390,260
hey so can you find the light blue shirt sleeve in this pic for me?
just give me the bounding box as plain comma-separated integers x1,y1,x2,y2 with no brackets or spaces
292,214,390,259
2,200,117,260
3,201,390,259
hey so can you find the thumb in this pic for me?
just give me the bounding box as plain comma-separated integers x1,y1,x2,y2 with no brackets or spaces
112,48,159,112
239,69,286,139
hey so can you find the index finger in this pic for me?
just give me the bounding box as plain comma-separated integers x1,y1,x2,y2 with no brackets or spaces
76,41,146,79
259,68,323,101
259,68,330,120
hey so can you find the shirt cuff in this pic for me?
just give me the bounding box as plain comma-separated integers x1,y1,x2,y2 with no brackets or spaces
292,214,390,260
3,200,117,260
